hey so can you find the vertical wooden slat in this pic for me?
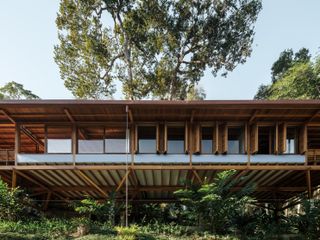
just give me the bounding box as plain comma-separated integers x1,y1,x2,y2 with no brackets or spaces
184,122,189,153
213,123,219,154
44,125,48,153
274,123,279,154
164,122,168,153
130,124,138,154
219,123,228,154
250,124,258,154
156,124,160,153
72,125,77,165
278,122,287,154
12,170,17,188
14,124,20,165
299,125,307,154
244,123,248,154
193,123,201,154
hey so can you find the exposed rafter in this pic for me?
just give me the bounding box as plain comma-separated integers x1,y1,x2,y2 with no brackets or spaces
15,170,68,202
76,170,108,198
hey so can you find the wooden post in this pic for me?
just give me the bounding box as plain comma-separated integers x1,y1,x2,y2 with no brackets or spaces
44,125,48,153
43,192,52,210
72,125,77,166
306,170,312,199
274,123,279,155
12,170,17,188
14,124,20,166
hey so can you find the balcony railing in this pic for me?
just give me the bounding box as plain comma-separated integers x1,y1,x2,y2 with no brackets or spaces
307,149,320,165
0,149,15,165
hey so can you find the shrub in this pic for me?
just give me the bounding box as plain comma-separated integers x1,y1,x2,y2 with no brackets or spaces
0,179,38,221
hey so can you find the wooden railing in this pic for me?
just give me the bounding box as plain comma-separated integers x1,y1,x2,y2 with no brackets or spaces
0,149,15,165
307,149,320,165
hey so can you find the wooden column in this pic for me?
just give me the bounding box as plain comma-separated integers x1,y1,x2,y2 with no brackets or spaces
184,122,190,154
72,125,77,166
306,170,312,199
274,122,279,154
278,122,287,154
213,123,219,154
14,124,20,166
12,170,17,188
193,123,201,154
299,125,308,155
250,124,258,154
219,123,228,154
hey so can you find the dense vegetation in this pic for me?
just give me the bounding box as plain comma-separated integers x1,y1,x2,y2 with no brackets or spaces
0,171,319,239
254,48,320,100
55,0,262,100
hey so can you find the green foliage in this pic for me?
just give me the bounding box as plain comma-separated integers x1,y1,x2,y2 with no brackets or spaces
174,170,255,235
73,196,116,223
0,81,39,100
289,198,320,239
254,48,320,100
0,179,38,221
55,0,262,100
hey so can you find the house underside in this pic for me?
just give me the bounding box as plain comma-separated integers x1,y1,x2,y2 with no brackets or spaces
0,100,320,209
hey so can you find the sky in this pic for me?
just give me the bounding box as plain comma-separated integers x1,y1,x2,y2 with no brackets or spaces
0,0,319,100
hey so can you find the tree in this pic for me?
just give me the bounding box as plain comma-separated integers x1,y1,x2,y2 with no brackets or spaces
0,81,40,100
270,48,310,83
174,170,255,234
55,0,262,100
254,48,317,100
186,85,206,100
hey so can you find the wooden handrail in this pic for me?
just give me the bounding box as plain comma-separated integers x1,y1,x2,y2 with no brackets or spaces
0,149,15,162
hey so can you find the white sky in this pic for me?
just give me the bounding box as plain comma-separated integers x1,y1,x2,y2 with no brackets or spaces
0,0,319,100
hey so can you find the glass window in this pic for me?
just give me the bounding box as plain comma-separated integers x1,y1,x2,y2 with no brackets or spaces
47,126,72,153
202,127,213,154
285,127,298,154
228,127,244,154
138,126,156,153
167,126,185,154
105,127,127,153
78,127,104,153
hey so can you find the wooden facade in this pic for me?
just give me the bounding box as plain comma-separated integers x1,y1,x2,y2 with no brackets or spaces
1,100,320,207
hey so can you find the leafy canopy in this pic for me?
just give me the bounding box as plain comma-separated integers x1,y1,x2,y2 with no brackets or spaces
55,0,262,100
0,81,39,100
254,48,320,100
174,170,255,234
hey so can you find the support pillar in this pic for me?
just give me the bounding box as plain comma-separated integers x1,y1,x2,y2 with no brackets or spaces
306,170,312,199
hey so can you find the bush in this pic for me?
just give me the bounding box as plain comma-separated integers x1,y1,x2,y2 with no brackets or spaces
0,179,38,221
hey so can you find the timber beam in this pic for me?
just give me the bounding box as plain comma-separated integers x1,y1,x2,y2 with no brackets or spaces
15,171,68,202
30,186,309,193
2,164,320,171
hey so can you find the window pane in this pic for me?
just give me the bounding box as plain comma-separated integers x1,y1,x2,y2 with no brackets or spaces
167,126,184,154
285,127,298,154
105,139,127,153
47,139,72,153
105,127,127,153
138,126,156,153
78,127,104,153
47,126,72,153
79,140,103,153
202,127,213,154
228,127,244,154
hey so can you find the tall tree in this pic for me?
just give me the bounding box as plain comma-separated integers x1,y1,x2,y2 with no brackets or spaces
0,81,39,100
254,48,316,100
55,0,262,100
